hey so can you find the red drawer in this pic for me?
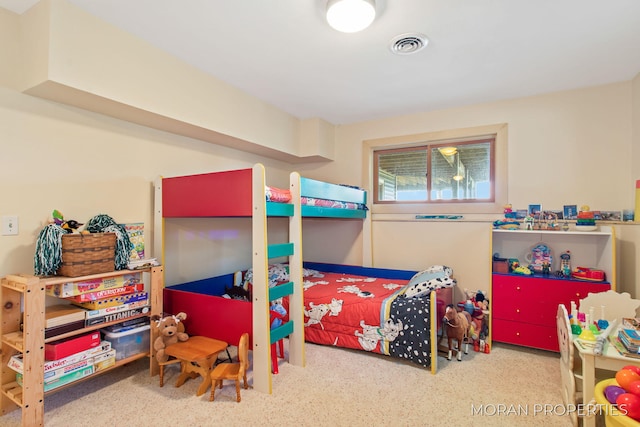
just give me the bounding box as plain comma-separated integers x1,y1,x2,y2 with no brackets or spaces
492,274,611,329
492,318,558,352
492,276,546,325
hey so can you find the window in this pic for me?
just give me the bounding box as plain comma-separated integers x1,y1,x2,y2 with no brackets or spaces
363,123,507,214
374,138,494,203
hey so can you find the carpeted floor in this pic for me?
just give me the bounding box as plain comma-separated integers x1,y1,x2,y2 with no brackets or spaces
1,342,579,427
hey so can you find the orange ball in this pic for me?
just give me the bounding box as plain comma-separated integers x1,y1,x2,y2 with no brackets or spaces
616,369,640,392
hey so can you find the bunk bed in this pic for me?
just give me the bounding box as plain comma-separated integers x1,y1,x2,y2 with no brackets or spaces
155,164,453,393
154,164,305,395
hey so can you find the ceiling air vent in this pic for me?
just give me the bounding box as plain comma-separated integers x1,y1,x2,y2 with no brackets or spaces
389,33,429,55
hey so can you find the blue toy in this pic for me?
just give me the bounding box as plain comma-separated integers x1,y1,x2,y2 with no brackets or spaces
270,302,287,329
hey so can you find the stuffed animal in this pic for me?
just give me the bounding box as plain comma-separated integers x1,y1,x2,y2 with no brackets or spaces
153,312,189,363
443,304,471,361
270,302,287,328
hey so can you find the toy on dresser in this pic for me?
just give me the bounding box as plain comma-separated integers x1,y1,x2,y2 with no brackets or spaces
493,204,521,230
576,205,598,231
525,243,552,274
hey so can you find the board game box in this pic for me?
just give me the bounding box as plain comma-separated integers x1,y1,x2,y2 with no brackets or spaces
85,306,150,327
44,331,101,361
8,341,111,374
45,273,142,298
17,366,95,392
72,291,148,311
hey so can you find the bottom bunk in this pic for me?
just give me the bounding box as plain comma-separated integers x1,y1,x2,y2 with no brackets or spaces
162,263,455,375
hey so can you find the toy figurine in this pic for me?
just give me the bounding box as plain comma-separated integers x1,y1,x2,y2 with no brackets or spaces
559,251,571,278
526,243,552,274
542,260,550,275
524,215,534,230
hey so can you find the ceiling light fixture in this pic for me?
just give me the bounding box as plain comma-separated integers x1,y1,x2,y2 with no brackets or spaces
326,0,376,33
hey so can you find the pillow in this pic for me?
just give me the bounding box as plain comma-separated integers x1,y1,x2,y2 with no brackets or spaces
404,265,456,298
242,264,322,289
265,186,291,203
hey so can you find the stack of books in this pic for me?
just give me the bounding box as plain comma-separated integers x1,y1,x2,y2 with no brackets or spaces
611,318,640,358
45,304,87,339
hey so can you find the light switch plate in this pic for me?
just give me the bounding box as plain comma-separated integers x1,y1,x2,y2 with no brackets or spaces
2,215,19,235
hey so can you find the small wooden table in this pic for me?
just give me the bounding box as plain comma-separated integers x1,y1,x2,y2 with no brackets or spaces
165,336,229,396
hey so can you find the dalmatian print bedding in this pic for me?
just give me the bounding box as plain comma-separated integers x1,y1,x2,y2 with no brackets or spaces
282,267,454,369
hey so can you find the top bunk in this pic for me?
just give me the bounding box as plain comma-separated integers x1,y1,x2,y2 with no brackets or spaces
159,164,367,219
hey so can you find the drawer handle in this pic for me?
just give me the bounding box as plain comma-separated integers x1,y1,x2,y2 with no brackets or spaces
516,286,521,291
516,332,520,336
516,309,520,313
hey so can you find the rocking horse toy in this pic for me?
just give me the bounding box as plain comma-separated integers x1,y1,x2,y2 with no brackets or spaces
443,304,472,361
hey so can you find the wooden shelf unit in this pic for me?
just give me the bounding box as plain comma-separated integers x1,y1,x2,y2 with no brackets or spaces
0,267,163,427
490,227,615,352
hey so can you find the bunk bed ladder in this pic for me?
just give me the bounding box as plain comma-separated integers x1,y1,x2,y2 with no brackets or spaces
251,164,304,394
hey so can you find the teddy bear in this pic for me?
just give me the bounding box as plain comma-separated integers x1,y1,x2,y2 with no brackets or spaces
153,312,189,363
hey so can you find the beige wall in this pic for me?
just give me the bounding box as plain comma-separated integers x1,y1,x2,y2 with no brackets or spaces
297,82,638,299
1,3,639,302
0,86,294,284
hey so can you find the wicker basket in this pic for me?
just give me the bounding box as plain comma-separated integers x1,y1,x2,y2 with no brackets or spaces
57,233,116,277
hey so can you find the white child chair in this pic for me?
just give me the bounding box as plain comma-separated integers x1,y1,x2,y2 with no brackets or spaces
556,303,582,427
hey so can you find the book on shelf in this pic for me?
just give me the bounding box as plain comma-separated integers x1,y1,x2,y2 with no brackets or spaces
45,319,86,339
45,304,88,328
124,222,145,260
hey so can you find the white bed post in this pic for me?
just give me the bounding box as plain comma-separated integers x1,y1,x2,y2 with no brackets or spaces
430,292,438,374
251,164,272,394
288,172,305,367
153,176,165,267
362,214,373,267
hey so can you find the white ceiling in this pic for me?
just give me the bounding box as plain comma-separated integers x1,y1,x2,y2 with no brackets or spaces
2,0,640,125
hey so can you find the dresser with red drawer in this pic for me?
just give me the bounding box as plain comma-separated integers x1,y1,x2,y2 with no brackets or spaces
490,227,616,352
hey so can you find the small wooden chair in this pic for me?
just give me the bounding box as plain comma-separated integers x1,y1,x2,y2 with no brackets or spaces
210,332,250,402
158,357,182,387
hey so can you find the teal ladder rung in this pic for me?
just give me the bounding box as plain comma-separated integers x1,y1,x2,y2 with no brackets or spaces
271,320,293,344
269,281,293,301
268,243,294,259
266,202,294,217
